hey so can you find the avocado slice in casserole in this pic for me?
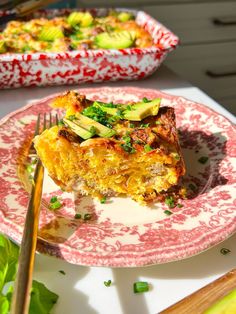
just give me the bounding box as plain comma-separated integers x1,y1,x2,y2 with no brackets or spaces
34,92,185,204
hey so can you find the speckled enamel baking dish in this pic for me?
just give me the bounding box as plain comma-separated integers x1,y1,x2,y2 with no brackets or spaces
0,8,179,88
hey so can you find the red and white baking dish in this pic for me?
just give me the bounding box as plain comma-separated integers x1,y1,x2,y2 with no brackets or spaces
0,8,179,88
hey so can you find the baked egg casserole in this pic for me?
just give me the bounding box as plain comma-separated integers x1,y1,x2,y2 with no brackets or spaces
0,10,153,54
34,91,185,204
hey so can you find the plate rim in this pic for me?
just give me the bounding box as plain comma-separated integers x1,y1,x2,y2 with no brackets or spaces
0,86,235,267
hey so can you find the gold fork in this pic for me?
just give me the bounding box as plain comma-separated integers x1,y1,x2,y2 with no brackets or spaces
10,113,58,314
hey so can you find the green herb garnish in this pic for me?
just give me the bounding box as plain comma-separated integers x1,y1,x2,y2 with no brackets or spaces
142,97,150,103
177,204,183,208
220,248,231,255
67,115,76,121
74,213,82,219
49,196,62,210
116,109,124,119
173,153,180,160
100,196,106,204
19,120,27,125
133,281,149,293
164,210,173,216
31,158,38,165
104,280,112,287
129,123,135,128
58,119,65,126
155,121,162,125
82,106,110,127
84,213,92,221
26,164,33,173
126,105,132,111
120,135,136,153
89,126,96,136
165,196,175,208
49,201,62,210
144,144,153,152
96,101,117,108
140,123,150,128
59,270,66,275
198,156,209,164
120,143,136,154
50,196,58,203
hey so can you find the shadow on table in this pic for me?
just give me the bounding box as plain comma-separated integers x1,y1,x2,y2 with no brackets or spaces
34,254,98,314
112,232,236,314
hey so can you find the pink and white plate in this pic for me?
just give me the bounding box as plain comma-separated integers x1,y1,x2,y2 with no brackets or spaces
0,87,235,267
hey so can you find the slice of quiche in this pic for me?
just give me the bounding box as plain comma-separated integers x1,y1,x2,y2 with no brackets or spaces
34,91,185,204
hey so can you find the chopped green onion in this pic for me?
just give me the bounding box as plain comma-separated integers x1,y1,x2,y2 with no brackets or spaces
104,280,112,287
126,105,132,111
58,119,65,126
84,213,92,221
74,213,82,219
26,164,33,173
142,97,150,103
165,196,175,208
19,120,27,125
173,153,180,160
133,281,149,293
198,156,209,164
120,143,136,154
50,196,58,203
89,126,96,136
155,121,162,125
116,109,124,119
177,204,183,208
59,270,66,275
129,123,135,128
164,210,173,216
144,144,153,152
67,115,76,121
49,200,62,210
140,123,150,128
220,248,231,255
31,158,38,165
100,196,106,204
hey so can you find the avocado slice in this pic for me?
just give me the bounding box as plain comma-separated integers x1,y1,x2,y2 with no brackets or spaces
117,12,134,22
204,289,236,314
63,118,93,139
0,40,6,53
67,12,93,27
73,113,116,138
94,30,135,49
93,101,119,116
94,98,161,121
123,98,161,121
39,26,64,41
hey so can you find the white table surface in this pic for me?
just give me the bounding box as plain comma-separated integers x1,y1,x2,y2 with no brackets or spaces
0,65,235,314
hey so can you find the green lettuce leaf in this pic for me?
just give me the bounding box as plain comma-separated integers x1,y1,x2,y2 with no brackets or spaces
0,234,59,314
0,294,9,314
0,234,19,290
29,281,59,314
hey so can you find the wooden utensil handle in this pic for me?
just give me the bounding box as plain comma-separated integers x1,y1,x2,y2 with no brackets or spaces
160,269,236,314
16,0,58,16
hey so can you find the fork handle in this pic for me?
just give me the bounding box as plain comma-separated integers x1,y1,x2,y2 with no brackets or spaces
10,160,44,314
